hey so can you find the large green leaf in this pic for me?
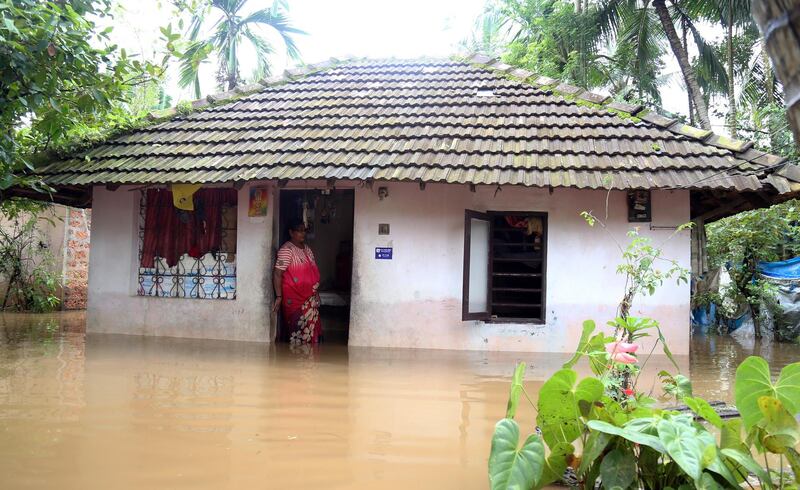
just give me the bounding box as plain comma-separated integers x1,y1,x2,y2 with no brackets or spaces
695,472,724,489
489,419,546,490
683,396,723,428
562,320,595,369
735,357,800,431
577,430,611,477
538,442,574,488
721,449,772,489
599,448,636,490
506,362,526,419
785,448,800,485
587,420,666,452
757,396,800,454
656,416,710,480
536,370,603,447
719,419,745,451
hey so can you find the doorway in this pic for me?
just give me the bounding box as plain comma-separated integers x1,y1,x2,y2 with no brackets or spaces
277,189,354,344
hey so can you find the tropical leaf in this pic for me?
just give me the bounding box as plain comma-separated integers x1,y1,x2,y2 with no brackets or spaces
735,357,800,431
683,396,723,428
577,430,611,477
538,442,574,488
506,362,526,419
562,320,595,369
721,449,773,489
536,370,603,447
586,419,667,452
599,448,636,489
757,396,800,454
489,419,546,490
656,416,711,480
786,448,800,485
695,472,724,489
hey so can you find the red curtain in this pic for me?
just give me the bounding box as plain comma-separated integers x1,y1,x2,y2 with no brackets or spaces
140,188,237,268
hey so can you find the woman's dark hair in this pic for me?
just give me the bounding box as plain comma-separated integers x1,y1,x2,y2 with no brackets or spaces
287,220,305,238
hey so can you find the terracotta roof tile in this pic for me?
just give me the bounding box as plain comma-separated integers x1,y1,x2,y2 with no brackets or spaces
38,57,797,192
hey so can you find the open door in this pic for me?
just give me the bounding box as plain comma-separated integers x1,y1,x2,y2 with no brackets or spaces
463,210,491,321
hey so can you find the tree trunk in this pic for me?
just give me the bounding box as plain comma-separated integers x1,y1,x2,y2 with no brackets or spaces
752,0,800,147
763,46,779,148
726,1,737,136
653,0,712,130
681,18,696,126
764,46,774,105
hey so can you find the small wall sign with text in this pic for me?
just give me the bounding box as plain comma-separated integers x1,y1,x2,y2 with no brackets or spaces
375,247,393,260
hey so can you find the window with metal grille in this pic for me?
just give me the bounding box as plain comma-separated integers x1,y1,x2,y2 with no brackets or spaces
462,210,547,322
137,188,238,299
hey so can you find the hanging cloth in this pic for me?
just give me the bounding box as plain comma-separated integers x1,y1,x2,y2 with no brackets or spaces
171,183,202,211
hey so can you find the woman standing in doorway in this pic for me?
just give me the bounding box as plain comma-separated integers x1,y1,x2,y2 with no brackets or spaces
273,221,321,345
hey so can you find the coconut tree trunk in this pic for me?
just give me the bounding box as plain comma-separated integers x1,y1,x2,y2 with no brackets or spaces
727,1,737,136
653,0,713,130
681,18,697,126
752,0,800,146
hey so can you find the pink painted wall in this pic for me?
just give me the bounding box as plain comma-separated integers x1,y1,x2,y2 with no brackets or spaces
348,183,691,354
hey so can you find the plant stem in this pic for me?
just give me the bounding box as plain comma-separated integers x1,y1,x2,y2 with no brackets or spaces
521,386,538,413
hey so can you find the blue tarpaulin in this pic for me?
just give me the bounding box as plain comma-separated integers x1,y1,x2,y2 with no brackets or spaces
758,256,800,279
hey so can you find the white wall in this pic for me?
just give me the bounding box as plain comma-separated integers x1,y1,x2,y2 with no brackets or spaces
86,182,275,342
86,180,691,353
348,183,692,354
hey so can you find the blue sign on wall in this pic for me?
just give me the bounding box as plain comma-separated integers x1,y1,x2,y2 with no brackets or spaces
375,247,393,260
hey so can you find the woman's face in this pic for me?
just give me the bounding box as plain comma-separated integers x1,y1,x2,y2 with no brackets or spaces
289,225,307,244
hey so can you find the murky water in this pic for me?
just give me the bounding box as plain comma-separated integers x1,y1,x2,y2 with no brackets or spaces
0,313,798,489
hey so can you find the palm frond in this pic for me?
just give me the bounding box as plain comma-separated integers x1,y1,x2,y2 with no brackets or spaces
243,27,275,79
592,0,635,42
685,17,728,94
177,40,214,98
615,2,665,101
241,8,304,61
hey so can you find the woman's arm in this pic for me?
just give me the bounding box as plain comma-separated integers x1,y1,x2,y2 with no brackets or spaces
272,268,283,313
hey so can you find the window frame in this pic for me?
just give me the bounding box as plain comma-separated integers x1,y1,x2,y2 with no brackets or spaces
462,210,548,324
462,210,492,320
136,188,238,300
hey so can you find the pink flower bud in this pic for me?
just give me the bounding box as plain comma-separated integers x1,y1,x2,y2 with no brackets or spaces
610,352,638,364
605,341,639,354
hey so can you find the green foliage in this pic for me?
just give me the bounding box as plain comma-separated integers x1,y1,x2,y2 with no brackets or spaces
489,418,545,490
170,0,305,98
735,356,800,431
706,200,800,341
500,0,609,90
505,361,526,418
0,0,162,189
486,228,799,488
0,198,61,312
489,343,800,488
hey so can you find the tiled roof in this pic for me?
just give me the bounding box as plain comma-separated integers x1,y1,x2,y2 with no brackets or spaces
36,55,800,193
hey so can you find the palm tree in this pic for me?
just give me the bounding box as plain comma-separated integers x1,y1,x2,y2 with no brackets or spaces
594,0,723,130
178,0,304,98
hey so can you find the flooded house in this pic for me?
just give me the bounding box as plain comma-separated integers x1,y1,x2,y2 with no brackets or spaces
20,55,800,354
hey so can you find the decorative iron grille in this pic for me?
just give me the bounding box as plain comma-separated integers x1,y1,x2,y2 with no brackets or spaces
137,190,237,300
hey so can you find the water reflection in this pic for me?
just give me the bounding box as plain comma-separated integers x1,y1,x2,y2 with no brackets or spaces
0,313,797,489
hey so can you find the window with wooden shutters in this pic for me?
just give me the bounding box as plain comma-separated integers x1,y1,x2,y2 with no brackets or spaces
462,210,547,323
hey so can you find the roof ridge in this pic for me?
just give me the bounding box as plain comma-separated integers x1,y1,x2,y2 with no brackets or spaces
147,56,364,121
455,52,790,174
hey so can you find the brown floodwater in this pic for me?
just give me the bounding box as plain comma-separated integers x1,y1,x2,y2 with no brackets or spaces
0,312,798,490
